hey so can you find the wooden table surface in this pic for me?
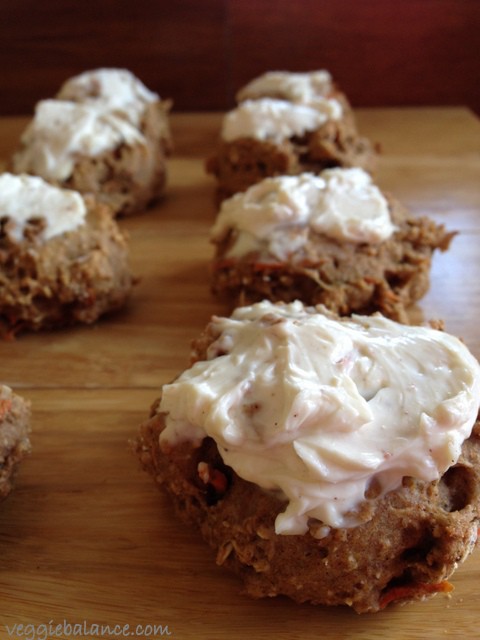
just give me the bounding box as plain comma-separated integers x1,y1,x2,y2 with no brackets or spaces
0,109,479,639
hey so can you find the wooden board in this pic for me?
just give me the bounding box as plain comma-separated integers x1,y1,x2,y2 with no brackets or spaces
0,109,480,639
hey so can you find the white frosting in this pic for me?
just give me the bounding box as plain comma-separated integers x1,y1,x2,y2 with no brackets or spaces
237,70,333,103
56,67,159,127
222,98,343,143
159,301,480,535
12,69,163,182
0,173,86,242
12,99,145,181
211,170,396,257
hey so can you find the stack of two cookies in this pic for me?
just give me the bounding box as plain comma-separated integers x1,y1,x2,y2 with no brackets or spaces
206,69,453,322
1,68,172,337
137,71,480,614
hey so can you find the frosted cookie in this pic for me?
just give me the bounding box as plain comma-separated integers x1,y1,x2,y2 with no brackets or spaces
11,68,172,216
0,385,31,501
136,300,480,613
206,75,376,200
0,173,133,335
210,170,454,321
235,69,352,112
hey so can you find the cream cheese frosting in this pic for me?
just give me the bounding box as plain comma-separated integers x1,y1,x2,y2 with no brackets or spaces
210,170,396,258
12,68,167,183
159,301,480,535
221,98,343,143
12,99,145,182
0,173,86,242
56,67,159,127
236,70,334,104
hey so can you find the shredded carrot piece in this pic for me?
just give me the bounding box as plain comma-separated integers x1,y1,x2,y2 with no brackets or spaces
198,462,228,494
379,580,453,609
0,398,12,420
208,468,228,494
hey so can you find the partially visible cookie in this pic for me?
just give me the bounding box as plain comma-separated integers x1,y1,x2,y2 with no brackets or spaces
11,68,172,216
0,385,31,501
0,173,133,335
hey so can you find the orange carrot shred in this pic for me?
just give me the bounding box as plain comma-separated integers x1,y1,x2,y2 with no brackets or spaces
379,581,453,609
198,462,228,495
0,398,12,420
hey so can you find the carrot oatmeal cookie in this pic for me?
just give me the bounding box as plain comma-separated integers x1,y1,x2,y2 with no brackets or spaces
206,70,375,200
0,173,133,335
136,300,480,614
0,385,31,501
11,68,172,216
210,169,454,322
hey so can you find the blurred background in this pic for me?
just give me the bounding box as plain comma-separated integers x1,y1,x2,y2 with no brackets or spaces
1,0,479,115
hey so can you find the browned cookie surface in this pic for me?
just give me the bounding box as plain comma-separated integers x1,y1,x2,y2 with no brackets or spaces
206,116,377,202
0,385,31,501
0,199,133,335
211,194,454,322
137,403,480,614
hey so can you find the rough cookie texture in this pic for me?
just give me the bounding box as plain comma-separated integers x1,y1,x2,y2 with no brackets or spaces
0,385,31,501
206,100,376,201
136,325,480,614
60,109,171,217
0,196,133,335
11,69,172,217
211,194,455,322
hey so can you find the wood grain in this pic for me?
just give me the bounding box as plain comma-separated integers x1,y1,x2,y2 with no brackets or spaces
0,108,479,639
